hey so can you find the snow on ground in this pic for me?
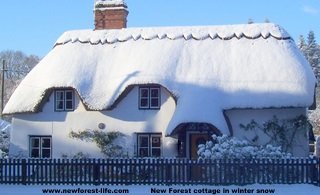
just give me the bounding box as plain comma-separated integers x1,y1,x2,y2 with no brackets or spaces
0,184,318,195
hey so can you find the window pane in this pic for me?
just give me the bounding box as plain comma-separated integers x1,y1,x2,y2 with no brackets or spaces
65,91,73,100
31,138,40,147
42,138,51,148
55,90,74,111
151,148,161,157
139,148,149,157
150,88,159,97
151,136,161,147
42,149,51,158
56,91,64,100
65,100,73,110
139,136,149,147
150,98,159,108
56,100,64,110
31,149,40,158
30,136,52,158
140,98,149,108
140,88,149,97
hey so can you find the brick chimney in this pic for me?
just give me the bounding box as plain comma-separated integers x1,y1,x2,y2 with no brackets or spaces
94,0,128,30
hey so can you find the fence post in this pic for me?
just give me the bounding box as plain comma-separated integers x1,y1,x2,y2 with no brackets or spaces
21,159,27,185
93,159,99,185
318,158,320,186
317,157,320,186
310,157,316,185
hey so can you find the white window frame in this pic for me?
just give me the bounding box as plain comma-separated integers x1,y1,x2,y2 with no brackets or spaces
150,87,160,109
139,88,150,109
137,133,162,157
137,135,149,157
139,87,160,109
150,134,161,156
55,89,74,111
29,136,52,158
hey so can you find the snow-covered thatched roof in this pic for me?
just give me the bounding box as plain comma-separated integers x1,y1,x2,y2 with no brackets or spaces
3,23,316,135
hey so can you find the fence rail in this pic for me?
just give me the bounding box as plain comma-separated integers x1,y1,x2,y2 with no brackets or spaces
0,157,319,186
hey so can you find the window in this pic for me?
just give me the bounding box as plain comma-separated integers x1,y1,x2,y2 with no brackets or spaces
139,87,160,109
137,133,162,157
29,136,52,158
55,90,74,111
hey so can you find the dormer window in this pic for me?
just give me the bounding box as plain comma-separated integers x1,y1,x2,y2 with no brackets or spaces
54,89,74,111
139,86,160,109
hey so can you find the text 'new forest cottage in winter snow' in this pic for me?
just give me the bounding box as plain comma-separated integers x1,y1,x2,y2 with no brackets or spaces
4,0,316,158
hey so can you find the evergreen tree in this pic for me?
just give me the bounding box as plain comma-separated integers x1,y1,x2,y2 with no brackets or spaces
305,31,320,82
297,35,307,54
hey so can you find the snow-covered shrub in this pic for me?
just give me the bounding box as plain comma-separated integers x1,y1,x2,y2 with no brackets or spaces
198,135,292,159
309,106,320,136
0,123,10,158
69,129,128,158
0,131,9,158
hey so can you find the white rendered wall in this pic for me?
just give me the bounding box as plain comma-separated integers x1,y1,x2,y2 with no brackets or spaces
225,108,309,156
9,86,177,158
9,86,309,158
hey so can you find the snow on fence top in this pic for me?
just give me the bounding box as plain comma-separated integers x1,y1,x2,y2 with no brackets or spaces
3,23,316,135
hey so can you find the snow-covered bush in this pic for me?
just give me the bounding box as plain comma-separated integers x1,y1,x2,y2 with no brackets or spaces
309,106,320,136
0,120,10,159
198,135,292,159
0,133,9,158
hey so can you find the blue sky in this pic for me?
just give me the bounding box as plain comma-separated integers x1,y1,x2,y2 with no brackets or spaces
0,0,319,57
